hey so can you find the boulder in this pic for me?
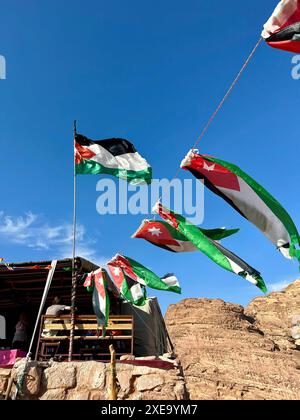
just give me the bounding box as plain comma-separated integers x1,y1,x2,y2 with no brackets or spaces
43,363,76,390
136,374,164,391
76,361,106,390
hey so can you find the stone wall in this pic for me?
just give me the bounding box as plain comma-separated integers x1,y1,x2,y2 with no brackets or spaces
0,358,187,400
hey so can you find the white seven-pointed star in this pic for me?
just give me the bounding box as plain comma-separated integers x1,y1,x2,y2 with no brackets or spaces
203,162,216,171
113,267,122,276
148,227,162,237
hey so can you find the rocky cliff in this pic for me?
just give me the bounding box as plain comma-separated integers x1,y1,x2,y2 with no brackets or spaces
165,279,300,400
247,279,300,350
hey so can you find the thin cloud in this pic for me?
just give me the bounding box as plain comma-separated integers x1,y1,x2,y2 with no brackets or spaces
0,212,37,237
0,211,109,266
268,278,295,293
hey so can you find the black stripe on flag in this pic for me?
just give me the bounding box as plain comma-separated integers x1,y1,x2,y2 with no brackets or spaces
188,168,248,220
267,22,300,42
75,134,137,156
211,238,261,278
125,274,144,290
92,284,105,325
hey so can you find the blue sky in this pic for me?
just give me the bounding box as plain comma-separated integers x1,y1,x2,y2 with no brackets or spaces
1,0,299,313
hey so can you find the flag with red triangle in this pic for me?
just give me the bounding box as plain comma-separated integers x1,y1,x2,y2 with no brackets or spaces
108,254,181,296
262,0,300,53
107,258,147,306
153,202,267,293
132,219,239,253
91,268,110,335
181,150,300,264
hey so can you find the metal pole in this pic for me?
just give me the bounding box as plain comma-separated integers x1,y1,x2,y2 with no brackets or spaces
68,120,77,362
28,260,58,357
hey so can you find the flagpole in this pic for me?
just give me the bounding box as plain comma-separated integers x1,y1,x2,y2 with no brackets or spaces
68,120,77,362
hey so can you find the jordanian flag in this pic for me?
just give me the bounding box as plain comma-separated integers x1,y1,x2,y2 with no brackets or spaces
75,134,152,184
153,203,267,293
91,268,110,335
262,0,300,53
107,259,147,306
132,219,239,253
108,254,181,295
181,150,300,263
83,272,94,293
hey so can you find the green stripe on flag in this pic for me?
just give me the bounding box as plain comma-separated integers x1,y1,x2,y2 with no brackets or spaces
154,204,267,293
125,256,181,294
121,278,147,306
76,159,152,184
167,213,234,274
204,156,300,256
161,220,239,242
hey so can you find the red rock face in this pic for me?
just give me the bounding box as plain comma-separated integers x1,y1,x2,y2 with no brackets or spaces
165,289,300,400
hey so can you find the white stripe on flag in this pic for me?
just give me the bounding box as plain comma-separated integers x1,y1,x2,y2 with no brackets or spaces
218,177,290,248
167,241,198,253
87,144,150,172
227,258,258,286
161,275,180,287
262,0,298,38
130,283,144,301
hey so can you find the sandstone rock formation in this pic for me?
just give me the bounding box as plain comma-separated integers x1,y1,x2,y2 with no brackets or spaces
247,279,300,351
165,280,300,400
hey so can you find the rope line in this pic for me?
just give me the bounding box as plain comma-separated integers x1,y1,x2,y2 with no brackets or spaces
192,37,263,150
157,37,263,200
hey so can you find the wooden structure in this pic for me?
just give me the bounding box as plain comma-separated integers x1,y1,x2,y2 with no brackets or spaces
36,314,134,361
0,258,99,313
0,258,131,360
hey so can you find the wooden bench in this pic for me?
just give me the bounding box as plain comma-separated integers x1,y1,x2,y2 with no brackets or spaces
36,315,134,361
